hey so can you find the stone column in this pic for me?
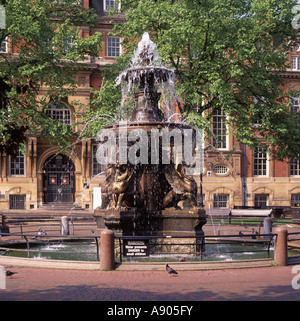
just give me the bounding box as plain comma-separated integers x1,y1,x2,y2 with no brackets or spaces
263,217,272,235
86,139,91,180
82,140,87,181
100,229,115,270
274,228,288,266
61,216,70,235
2,152,7,181
32,138,37,178
27,139,32,178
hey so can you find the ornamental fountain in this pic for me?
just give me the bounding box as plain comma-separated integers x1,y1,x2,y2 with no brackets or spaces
93,33,206,237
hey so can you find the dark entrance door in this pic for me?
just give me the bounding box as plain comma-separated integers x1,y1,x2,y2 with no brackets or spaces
43,154,75,203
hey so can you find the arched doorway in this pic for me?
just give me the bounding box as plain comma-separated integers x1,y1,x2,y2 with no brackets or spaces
43,154,75,203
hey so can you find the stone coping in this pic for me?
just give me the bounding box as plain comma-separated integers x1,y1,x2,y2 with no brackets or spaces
0,255,274,271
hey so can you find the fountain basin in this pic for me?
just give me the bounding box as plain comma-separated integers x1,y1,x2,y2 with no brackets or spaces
0,238,276,263
0,240,98,261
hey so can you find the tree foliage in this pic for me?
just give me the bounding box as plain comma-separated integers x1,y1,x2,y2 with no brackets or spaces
0,0,102,155
78,48,130,139
109,0,299,160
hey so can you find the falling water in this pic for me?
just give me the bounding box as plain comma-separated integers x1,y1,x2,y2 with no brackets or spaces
116,32,178,121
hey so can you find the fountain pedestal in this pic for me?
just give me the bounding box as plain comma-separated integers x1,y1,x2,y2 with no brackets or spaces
161,208,206,236
94,209,142,236
94,207,206,236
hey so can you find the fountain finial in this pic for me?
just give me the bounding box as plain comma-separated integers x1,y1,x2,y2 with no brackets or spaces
131,32,159,67
142,32,150,42
139,32,154,66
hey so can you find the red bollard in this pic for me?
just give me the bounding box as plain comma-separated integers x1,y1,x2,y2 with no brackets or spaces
274,228,288,266
100,229,115,270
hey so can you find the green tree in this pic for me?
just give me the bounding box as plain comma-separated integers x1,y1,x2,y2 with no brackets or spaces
78,51,130,140
110,0,299,160
0,0,102,155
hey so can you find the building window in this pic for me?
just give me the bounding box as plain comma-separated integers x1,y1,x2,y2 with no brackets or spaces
212,108,227,149
254,194,269,208
291,56,300,71
197,193,205,206
92,145,105,177
63,37,76,54
107,37,121,57
291,97,300,113
291,194,300,207
294,43,300,51
105,0,115,10
213,165,229,175
10,149,26,176
252,97,267,125
9,195,26,210
46,102,71,125
253,148,268,176
0,36,7,53
104,0,120,11
290,158,300,176
213,194,229,208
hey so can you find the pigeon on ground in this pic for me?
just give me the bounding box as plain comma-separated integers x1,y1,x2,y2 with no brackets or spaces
5,270,18,278
166,264,178,276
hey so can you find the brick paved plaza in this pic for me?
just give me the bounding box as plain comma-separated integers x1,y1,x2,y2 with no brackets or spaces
0,266,299,301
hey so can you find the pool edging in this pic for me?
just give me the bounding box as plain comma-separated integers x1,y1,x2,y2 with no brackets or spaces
0,255,274,271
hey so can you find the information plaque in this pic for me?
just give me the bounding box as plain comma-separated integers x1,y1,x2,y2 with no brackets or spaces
123,240,149,257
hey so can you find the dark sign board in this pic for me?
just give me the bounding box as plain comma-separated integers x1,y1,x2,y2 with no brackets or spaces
123,240,149,257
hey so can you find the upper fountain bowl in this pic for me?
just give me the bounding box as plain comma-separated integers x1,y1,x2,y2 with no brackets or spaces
115,32,175,88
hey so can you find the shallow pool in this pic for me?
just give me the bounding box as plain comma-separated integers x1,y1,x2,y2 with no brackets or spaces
2,240,297,262
1,241,98,261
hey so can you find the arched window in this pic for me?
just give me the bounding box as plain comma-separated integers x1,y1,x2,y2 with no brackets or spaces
46,102,71,125
213,165,229,175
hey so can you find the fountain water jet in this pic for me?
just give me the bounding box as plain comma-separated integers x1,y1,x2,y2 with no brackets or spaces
94,33,206,237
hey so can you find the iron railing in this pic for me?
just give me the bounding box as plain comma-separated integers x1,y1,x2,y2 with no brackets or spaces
1,231,299,263
6,220,96,236
0,232,100,261
116,233,276,262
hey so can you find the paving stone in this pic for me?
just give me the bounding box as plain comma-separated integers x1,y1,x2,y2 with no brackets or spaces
0,266,299,301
